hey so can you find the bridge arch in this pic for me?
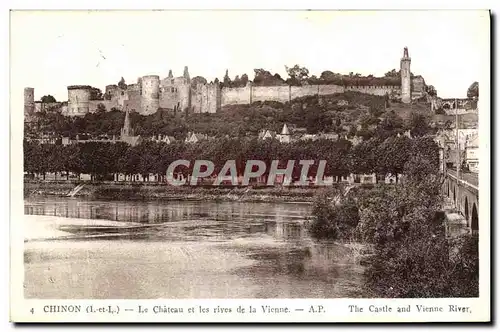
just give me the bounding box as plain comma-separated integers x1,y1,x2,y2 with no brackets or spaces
471,203,478,235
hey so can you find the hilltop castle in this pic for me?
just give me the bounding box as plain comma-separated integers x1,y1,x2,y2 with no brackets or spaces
24,47,427,118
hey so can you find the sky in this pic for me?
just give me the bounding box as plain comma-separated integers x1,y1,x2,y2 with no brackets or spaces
10,10,489,101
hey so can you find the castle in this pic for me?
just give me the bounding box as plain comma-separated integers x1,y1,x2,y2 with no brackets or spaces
24,47,427,118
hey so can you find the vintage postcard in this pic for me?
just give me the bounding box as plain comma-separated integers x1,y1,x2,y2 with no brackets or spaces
10,9,491,323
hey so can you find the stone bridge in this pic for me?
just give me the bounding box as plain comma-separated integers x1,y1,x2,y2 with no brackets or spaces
443,170,479,235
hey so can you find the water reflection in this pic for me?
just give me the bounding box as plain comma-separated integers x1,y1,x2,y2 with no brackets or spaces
24,197,363,298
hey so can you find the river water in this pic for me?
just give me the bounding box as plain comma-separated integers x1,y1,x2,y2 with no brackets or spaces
24,197,364,299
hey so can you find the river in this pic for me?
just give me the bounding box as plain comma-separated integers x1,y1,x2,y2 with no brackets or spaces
23,197,364,299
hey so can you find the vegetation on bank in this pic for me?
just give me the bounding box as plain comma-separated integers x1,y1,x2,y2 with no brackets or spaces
307,155,479,298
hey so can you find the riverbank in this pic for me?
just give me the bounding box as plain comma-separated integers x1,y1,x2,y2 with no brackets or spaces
24,181,342,203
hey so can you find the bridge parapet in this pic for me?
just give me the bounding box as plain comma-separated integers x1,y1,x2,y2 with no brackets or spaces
443,171,479,235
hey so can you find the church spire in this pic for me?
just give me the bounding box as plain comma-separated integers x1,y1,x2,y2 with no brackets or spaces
121,107,133,137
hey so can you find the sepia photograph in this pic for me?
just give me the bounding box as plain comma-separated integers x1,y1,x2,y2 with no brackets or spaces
9,9,490,323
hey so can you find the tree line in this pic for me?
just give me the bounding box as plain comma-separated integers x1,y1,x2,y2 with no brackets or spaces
220,66,406,88
24,135,439,182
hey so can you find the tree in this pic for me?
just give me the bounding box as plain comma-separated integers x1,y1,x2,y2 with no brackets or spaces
426,85,437,97
41,95,57,103
253,69,285,86
118,77,127,90
223,69,232,87
320,71,342,85
96,103,106,113
240,74,249,86
308,188,360,240
233,75,241,87
384,69,398,77
191,76,208,88
89,87,103,101
376,136,411,181
285,65,309,86
467,82,479,99
408,113,432,137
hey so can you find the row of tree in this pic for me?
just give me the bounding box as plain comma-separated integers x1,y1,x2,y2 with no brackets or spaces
24,135,439,182
220,67,406,88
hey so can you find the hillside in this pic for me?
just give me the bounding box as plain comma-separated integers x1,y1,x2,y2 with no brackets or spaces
25,91,473,140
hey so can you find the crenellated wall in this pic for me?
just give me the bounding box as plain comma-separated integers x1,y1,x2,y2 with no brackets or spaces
344,85,398,96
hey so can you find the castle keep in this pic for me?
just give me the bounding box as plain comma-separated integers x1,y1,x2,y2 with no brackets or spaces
24,48,425,118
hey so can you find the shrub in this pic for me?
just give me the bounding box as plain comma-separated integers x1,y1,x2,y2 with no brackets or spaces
307,188,360,240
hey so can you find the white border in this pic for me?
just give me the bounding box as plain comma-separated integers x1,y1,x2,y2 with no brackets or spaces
4,1,496,328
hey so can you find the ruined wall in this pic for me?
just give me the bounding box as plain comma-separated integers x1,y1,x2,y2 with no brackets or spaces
105,84,127,108
159,77,190,111
88,100,119,113
176,78,191,111
191,83,220,113
159,77,178,110
34,102,65,113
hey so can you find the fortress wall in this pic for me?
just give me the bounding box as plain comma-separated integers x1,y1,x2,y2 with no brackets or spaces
221,86,251,106
191,84,220,113
291,85,321,99
88,100,118,112
177,83,191,111
444,108,478,115
124,90,141,113
252,85,290,103
159,87,179,109
345,85,396,96
34,102,62,113
205,84,220,113
140,75,160,115
318,84,345,95
190,85,202,113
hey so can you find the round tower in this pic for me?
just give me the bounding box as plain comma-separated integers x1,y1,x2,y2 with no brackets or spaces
67,85,92,116
140,75,160,115
24,87,35,118
400,47,412,104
